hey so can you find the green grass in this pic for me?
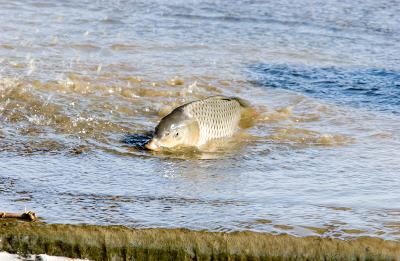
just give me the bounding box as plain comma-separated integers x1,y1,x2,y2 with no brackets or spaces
0,221,399,260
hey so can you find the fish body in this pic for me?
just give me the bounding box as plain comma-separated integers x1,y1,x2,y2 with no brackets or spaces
145,96,248,151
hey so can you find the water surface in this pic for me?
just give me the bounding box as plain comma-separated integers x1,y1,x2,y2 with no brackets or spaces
1,0,400,240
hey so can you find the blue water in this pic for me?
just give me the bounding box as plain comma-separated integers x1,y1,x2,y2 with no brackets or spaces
249,64,400,114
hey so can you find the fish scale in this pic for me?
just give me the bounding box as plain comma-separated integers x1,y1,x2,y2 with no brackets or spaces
184,96,243,146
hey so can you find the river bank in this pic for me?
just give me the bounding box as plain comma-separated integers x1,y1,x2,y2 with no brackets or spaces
0,221,399,260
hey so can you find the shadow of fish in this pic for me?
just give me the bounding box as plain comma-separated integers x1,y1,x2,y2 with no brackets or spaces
122,133,152,149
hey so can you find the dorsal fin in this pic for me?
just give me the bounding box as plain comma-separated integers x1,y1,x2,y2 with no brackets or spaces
205,96,250,107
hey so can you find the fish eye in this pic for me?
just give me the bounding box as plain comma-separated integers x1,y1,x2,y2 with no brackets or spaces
174,132,179,137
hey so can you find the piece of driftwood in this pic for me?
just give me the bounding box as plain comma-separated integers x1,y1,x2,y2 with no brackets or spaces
0,211,37,221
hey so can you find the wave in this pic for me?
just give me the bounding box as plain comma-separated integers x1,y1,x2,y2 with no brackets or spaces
248,63,400,114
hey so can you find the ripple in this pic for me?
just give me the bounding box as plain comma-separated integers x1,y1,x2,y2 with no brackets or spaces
249,64,400,114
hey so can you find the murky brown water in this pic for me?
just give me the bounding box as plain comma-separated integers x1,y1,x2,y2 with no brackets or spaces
1,0,400,240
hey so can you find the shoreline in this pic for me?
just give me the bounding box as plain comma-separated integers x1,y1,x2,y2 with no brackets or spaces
1,221,399,260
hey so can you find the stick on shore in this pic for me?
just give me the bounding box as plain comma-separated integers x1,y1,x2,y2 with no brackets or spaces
0,211,37,221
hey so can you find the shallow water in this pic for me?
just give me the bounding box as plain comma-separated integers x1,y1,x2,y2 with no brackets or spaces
1,0,400,240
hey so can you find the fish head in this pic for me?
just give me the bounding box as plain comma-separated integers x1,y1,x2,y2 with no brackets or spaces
145,107,198,151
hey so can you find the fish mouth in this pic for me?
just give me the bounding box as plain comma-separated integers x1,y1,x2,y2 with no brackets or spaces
145,138,161,151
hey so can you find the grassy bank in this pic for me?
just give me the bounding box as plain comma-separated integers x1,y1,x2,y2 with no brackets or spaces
0,221,399,260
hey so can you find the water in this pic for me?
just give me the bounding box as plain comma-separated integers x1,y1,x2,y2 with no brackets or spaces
1,0,400,240
249,64,400,114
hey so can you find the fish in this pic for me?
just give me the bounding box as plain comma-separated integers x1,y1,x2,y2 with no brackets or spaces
145,96,249,151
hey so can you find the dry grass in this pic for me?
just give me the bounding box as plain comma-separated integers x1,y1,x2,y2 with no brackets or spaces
0,221,399,260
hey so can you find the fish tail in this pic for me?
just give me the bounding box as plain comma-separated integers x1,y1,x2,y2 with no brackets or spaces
231,97,250,107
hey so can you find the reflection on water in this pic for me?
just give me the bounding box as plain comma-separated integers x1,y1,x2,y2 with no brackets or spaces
1,0,400,240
